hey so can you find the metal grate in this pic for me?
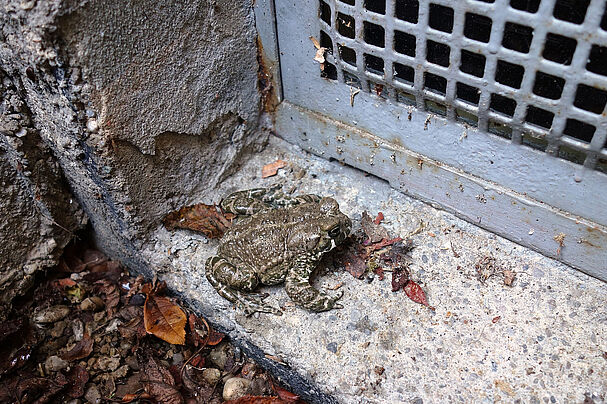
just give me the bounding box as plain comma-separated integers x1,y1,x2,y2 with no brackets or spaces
317,0,607,173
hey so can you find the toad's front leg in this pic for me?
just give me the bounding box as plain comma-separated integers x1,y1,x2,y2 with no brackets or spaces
285,255,343,312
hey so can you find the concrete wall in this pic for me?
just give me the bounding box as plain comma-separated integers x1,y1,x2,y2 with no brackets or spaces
0,0,265,300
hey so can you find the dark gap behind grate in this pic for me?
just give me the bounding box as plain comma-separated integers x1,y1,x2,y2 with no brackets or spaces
502,22,533,53
602,4,607,31
510,0,540,13
426,40,450,67
365,0,386,14
339,45,357,65
338,0,355,5
587,45,607,77
564,119,596,143
542,33,576,65
574,84,607,114
495,60,524,89
490,93,517,116
337,13,356,38
320,30,333,52
456,82,480,105
321,62,338,80
364,21,386,47
464,13,492,43
533,71,565,100
394,30,416,56
429,3,454,33
395,0,419,23
424,72,447,95
460,50,486,77
526,106,554,129
394,62,415,84
365,53,385,75
553,0,590,25
320,0,331,26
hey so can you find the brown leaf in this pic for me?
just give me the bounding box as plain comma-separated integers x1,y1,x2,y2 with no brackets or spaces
503,270,515,286
120,392,153,403
0,317,36,375
391,266,410,292
224,397,288,404
373,212,384,225
95,279,120,317
273,384,301,403
492,316,501,324
261,159,287,178
404,281,429,306
163,203,232,239
342,248,367,279
138,352,184,404
61,333,94,361
144,294,187,345
368,237,403,251
361,211,390,243
65,365,89,398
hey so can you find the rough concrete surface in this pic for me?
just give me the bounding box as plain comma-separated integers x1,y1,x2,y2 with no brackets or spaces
1,0,265,278
148,136,607,403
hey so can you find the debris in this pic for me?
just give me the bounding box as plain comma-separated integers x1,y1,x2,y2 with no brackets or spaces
554,233,566,255
373,212,384,225
361,211,390,243
45,355,68,372
138,352,184,404
163,203,233,239
475,255,501,284
503,270,516,286
492,316,501,323
404,281,429,306
350,87,360,107
143,285,187,345
202,368,221,385
61,333,94,361
391,266,410,292
262,159,287,178
80,296,104,311
223,377,253,401
34,305,71,324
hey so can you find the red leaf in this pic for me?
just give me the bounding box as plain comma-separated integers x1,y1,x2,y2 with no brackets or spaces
492,316,501,323
373,212,384,225
261,159,287,178
404,281,429,306
274,385,300,402
369,237,403,251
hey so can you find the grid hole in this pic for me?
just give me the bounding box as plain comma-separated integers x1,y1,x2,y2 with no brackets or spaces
558,146,587,165
339,45,357,66
563,119,596,143
365,53,385,75
424,72,447,95
542,33,576,65
456,82,480,105
490,94,517,116
460,50,486,77
395,0,419,23
425,99,447,116
338,0,355,5
397,90,417,105
602,4,607,31
502,22,533,53
598,159,607,175
522,133,548,151
394,31,416,56
320,30,333,53
344,71,362,88
320,1,331,26
510,0,540,13
426,40,450,67
337,13,356,38
429,4,454,33
394,63,415,84
526,105,554,129
464,13,492,43
533,71,565,100
473,0,495,2
488,120,513,139
587,45,607,77
365,0,386,14
321,62,338,80
495,60,524,89
456,109,479,126
553,0,590,25
574,84,607,114
364,21,385,48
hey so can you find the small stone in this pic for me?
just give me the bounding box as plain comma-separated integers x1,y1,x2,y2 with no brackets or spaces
86,119,98,132
172,352,184,365
72,319,84,341
45,355,68,372
111,365,129,379
93,311,106,322
84,384,101,404
202,368,221,385
66,399,82,404
96,356,121,372
209,343,230,369
125,355,139,371
222,377,251,401
34,305,71,324
50,320,67,338
80,297,104,312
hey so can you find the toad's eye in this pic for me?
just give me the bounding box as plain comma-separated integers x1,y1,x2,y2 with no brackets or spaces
328,226,341,238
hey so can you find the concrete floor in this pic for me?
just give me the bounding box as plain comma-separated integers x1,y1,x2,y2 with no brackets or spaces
145,136,607,403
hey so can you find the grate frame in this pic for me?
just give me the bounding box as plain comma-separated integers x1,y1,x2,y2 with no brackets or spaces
266,0,607,279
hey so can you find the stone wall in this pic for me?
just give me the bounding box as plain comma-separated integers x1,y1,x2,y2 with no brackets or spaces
0,0,264,302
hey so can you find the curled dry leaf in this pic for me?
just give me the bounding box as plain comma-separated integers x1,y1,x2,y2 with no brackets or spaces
164,203,233,239
138,352,184,404
144,294,187,345
503,270,515,286
65,365,89,398
404,281,429,307
261,159,287,178
361,211,390,243
61,333,94,361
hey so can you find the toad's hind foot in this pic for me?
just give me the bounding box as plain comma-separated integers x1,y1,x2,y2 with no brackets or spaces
285,263,345,312
205,261,282,316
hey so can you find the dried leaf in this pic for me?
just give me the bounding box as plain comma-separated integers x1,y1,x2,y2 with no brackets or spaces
224,397,287,404
65,365,89,398
187,314,224,347
309,36,321,50
0,317,36,375
163,203,232,239
138,352,184,404
404,281,429,306
273,384,301,403
391,266,410,292
503,270,515,286
492,316,501,324
95,279,120,317
314,47,327,64
61,333,94,361
373,212,384,225
144,294,187,345
368,237,403,251
342,248,367,279
261,159,287,178
361,211,390,243
120,392,154,403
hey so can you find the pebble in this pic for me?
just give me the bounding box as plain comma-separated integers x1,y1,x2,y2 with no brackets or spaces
96,356,121,372
72,319,84,341
45,355,68,372
202,368,221,385
84,384,101,404
50,321,67,338
209,343,230,369
34,305,70,324
222,377,251,401
80,297,104,312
